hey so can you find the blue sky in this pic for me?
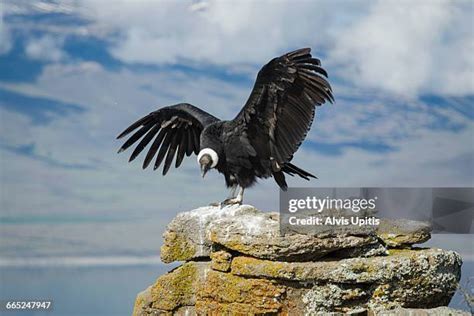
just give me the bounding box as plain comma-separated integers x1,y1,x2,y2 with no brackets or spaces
0,0,473,222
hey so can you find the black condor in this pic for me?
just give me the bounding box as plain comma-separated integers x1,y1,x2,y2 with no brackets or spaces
117,48,334,204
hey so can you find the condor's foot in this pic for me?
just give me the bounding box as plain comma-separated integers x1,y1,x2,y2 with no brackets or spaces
219,186,244,207
208,202,221,207
220,197,242,207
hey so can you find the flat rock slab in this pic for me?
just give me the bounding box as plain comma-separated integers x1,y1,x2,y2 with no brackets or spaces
280,207,377,236
231,248,461,284
160,204,258,263
207,209,382,261
161,205,433,263
161,204,384,262
377,218,431,247
374,307,470,316
134,248,462,315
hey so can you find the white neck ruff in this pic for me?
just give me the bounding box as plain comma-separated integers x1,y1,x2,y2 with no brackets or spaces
197,148,218,168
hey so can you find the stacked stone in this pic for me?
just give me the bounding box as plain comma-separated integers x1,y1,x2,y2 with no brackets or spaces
133,205,464,315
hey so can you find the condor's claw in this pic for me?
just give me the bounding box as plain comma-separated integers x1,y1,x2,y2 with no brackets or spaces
220,186,244,207
220,197,242,207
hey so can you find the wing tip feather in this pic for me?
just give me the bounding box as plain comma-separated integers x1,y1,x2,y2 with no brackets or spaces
287,47,311,58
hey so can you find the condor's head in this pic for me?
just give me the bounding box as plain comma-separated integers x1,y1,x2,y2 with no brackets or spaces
197,148,218,178
197,125,223,178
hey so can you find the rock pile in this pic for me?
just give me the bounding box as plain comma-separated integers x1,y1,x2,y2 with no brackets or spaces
133,205,464,315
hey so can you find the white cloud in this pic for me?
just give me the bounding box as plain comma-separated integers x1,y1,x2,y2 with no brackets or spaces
295,124,474,188
0,62,243,169
70,0,473,97
5,1,473,96
77,0,348,65
0,16,12,55
310,93,473,147
330,0,474,97
3,0,76,15
25,35,66,62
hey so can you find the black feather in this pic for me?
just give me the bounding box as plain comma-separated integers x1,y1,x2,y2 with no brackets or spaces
163,132,179,175
154,132,173,170
191,128,200,154
283,163,317,179
273,171,288,191
175,131,187,168
300,72,334,103
185,128,194,156
129,125,160,162
117,114,152,139
118,122,154,153
300,65,328,78
287,48,311,58
295,57,321,66
143,128,168,169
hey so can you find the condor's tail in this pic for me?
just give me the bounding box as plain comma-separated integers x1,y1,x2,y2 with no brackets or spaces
273,163,317,191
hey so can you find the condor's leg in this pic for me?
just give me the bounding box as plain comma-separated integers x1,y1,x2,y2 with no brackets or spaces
221,186,244,206
209,185,238,207
235,186,244,203
227,185,238,199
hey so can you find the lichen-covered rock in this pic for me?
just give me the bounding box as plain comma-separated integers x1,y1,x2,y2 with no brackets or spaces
136,204,463,315
135,248,461,315
302,283,369,313
132,286,153,316
160,231,196,264
377,218,431,248
373,306,471,315
161,204,389,263
160,204,258,263
280,207,377,236
133,294,195,316
195,270,286,315
132,261,211,315
230,248,462,313
150,262,198,310
208,210,381,261
231,248,461,285
210,249,232,272
331,242,388,258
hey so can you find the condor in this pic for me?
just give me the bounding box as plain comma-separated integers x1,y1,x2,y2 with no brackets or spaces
117,48,334,205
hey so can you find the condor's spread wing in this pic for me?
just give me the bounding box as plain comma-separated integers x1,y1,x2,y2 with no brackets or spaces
117,103,219,175
234,48,333,167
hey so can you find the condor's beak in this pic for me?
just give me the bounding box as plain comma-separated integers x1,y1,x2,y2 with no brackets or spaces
201,163,210,178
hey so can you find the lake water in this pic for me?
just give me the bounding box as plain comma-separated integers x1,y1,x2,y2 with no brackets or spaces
0,264,173,316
